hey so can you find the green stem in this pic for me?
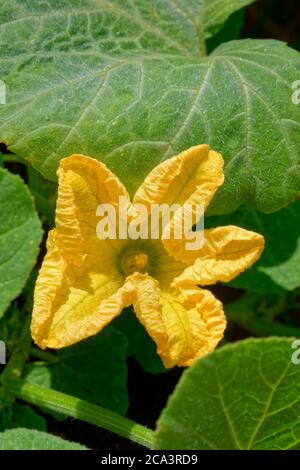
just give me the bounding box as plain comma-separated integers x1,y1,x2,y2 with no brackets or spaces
5,379,154,449
29,346,59,363
3,156,24,164
198,24,207,56
197,2,207,56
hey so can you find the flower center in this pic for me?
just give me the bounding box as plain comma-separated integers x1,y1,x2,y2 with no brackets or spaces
121,252,148,275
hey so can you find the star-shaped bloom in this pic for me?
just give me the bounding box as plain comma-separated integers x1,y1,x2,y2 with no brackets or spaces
31,145,264,368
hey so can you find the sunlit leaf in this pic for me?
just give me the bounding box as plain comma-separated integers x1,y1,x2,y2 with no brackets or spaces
0,2,299,213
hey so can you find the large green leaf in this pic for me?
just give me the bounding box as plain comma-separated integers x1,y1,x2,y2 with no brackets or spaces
154,338,300,450
207,200,300,293
0,428,87,450
24,327,128,415
0,168,42,317
0,1,299,213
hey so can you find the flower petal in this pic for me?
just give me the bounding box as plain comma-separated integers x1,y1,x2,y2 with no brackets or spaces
133,144,224,210
178,287,226,366
158,289,210,367
31,230,126,349
56,154,130,264
129,273,172,366
129,272,225,368
174,225,265,286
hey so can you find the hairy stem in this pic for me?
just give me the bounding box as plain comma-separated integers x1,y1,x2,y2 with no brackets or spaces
5,379,154,449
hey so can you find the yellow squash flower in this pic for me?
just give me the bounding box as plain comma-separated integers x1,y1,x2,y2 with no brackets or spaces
31,145,264,368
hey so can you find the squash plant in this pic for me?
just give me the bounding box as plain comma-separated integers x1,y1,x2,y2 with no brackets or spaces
0,0,300,450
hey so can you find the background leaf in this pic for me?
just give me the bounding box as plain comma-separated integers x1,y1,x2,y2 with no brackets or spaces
154,337,300,450
0,428,87,450
203,0,254,39
0,169,42,317
0,2,299,213
207,200,300,293
27,166,56,227
24,327,128,415
114,308,166,374
225,292,300,338
206,9,246,53
0,403,46,432
0,304,26,353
